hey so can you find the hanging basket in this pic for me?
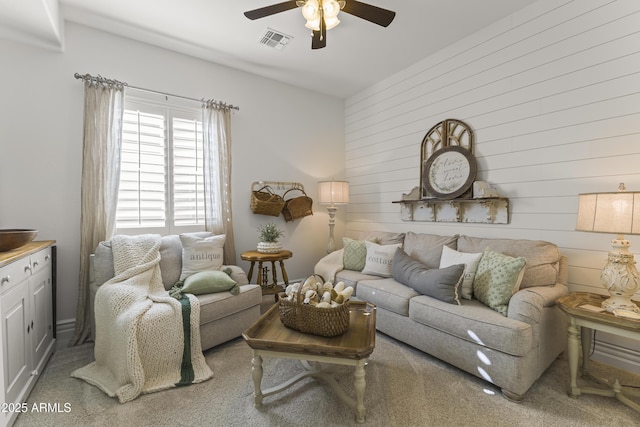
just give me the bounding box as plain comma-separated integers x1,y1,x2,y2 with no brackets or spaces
250,185,285,217
278,275,350,337
282,188,314,222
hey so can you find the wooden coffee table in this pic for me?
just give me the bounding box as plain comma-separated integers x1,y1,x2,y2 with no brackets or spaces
243,301,377,424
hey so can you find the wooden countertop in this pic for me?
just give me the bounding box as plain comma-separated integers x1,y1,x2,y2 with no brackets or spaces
0,241,56,268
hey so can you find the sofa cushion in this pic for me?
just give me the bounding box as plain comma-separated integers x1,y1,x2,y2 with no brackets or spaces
158,233,214,288
361,241,402,277
392,248,464,305
403,232,458,269
335,269,382,295
224,265,250,286
457,236,560,288
473,249,526,316
357,278,419,316
343,237,367,271
197,284,262,324
358,231,405,245
439,246,483,300
158,235,184,287
94,241,116,288
95,233,218,290
408,295,534,357
179,233,225,280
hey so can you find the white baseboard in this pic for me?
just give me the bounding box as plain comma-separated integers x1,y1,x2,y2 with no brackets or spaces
590,334,640,375
55,318,76,348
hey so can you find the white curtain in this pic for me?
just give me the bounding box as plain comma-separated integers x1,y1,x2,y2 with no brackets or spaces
70,76,125,345
202,102,236,265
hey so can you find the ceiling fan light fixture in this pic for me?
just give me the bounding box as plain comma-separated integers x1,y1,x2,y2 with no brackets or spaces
324,16,340,30
301,0,320,21
323,0,341,18
301,0,342,32
305,18,321,31
245,0,395,50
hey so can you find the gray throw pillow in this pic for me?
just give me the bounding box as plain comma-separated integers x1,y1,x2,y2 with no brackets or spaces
392,248,465,305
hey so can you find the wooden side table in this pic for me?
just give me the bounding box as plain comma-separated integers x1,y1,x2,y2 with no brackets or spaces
240,250,292,296
557,292,640,412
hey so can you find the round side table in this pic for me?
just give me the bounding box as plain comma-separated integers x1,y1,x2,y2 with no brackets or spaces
240,250,293,296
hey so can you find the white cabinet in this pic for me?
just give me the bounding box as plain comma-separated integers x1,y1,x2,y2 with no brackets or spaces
0,242,56,427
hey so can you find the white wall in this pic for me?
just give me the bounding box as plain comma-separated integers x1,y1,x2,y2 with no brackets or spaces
0,22,345,338
344,0,640,371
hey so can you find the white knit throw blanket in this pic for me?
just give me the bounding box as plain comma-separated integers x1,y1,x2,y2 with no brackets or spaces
72,234,213,403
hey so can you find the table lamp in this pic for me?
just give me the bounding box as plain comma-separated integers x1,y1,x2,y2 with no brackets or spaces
576,183,640,313
318,180,349,253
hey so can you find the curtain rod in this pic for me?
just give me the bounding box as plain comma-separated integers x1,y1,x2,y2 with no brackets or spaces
73,73,239,111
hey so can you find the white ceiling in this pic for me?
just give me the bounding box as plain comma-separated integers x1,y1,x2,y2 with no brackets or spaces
0,0,538,98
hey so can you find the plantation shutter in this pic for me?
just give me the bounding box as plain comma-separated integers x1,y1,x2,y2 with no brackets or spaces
117,109,166,228
172,116,205,226
116,99,206,233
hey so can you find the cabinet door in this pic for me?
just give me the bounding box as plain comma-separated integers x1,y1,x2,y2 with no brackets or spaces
1,282,30,405
29,265,52,371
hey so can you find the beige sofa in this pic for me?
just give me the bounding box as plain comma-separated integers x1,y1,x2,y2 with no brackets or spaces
89,234,262,351
315,231,569,401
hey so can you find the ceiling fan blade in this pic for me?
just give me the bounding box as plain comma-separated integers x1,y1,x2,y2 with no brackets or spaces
311,18,327,49
341,0,396,27
244,1,299,20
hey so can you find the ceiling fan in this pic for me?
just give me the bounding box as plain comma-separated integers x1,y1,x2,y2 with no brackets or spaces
244,1,396,50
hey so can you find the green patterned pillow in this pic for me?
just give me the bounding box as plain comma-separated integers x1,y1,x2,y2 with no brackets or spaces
343,238,367,271
473,248,526,316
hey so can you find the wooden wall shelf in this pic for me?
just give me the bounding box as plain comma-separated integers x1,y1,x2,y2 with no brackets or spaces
392,198,509,224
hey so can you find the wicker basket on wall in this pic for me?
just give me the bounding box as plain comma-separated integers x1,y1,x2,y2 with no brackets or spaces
250,185,285,217
282,188,313,222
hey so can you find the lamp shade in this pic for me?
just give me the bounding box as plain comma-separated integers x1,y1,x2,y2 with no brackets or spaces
576,191,640,235
318,181,349,205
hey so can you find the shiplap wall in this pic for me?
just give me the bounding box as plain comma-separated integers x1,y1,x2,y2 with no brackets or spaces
344,0,640,371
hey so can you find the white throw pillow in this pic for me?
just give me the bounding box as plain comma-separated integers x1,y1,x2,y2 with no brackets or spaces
439,245,482,300
361,241,402,277
179,233,226,281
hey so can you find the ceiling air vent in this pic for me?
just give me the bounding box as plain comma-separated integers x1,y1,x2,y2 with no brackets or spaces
259,28,292,50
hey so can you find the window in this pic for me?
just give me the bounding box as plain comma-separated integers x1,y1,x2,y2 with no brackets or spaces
116,97,206,235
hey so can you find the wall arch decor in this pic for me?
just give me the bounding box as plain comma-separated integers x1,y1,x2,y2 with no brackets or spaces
419,119,474,199
393,118,510,224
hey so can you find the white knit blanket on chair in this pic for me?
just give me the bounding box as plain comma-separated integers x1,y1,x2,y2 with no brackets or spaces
72,234,213,403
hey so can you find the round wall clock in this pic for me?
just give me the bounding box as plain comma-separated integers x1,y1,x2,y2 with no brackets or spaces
423,146,477,200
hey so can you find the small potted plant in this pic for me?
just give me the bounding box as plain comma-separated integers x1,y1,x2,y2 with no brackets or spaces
257,222,284,253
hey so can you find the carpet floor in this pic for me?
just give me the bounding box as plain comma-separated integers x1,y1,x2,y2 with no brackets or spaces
14,332,640,427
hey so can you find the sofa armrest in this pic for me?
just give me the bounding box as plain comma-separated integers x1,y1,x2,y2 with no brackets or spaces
313,249,345,283
223,265,249,285
508,283,569,324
